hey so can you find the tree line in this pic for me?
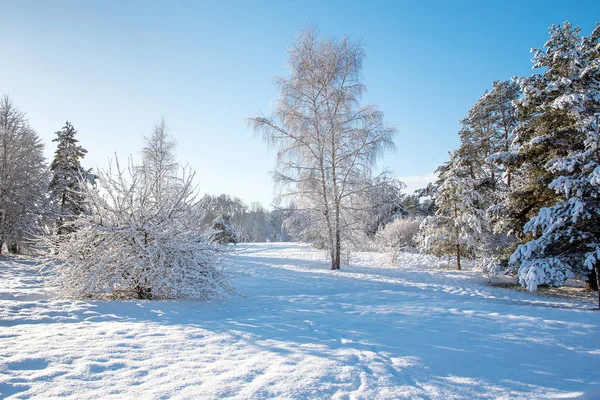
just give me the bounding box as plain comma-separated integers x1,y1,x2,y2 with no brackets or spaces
419,22,600,301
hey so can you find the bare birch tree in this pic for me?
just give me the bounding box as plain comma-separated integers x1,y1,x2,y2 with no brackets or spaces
140,119,178,202
249,29,396,269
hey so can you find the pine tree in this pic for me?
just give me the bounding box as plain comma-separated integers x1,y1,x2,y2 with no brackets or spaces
49,121,91,235
507,23,600,301
419,81,520,269
208,214,240,245
419,152,489,269
458,80,520,233
491,26,587,247
483,81,521,188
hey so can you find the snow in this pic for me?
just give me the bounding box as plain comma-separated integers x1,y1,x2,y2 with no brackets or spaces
1,243,599,399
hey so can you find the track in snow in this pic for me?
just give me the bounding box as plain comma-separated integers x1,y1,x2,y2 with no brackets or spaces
1,243,599,399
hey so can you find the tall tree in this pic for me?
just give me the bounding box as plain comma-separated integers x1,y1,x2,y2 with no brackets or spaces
419,81,519,269
453,81,522,263
460,80,520,195
49,121,91,236
492,24,588,245
507,23,600,300
249,29,396,269
0,96,48,253
483,80,521,189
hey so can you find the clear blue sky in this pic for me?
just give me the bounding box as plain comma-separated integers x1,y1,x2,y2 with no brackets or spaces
1,0,598,207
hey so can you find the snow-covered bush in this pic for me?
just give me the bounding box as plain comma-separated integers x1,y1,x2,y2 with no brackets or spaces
346,231,378,252
376,217,422,265
282,208,329,249
207,213,239,245
42,158,232,300
42,123,233,300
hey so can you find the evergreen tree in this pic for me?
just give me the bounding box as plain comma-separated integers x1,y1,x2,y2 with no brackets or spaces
419,152,489,269
400,194,435,218
506,23,600,299
459,81,520,242
419,81,519,269
49,121,91,235
208,214,240,245
490,28,584,245
483,81,521,188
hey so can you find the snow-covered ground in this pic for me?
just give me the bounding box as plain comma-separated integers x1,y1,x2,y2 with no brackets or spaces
1,243,599,399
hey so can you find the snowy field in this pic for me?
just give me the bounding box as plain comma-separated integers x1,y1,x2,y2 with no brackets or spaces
1,243,599,399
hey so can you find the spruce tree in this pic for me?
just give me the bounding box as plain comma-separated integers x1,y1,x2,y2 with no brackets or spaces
208,214,240,245
48,121,91,235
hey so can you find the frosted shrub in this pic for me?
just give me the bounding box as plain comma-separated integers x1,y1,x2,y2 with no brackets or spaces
42,123,233,300
42,158,233,300
377,218,423,265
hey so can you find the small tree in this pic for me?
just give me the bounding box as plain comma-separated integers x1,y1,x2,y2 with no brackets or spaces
419,153,489,270
207,214,239,245
49,121,92,236
139,119,178,201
